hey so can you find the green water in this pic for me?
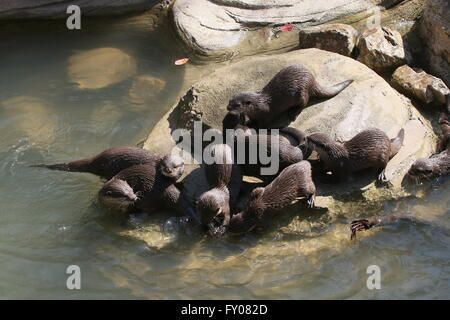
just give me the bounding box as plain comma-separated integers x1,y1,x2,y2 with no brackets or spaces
0,15,448,300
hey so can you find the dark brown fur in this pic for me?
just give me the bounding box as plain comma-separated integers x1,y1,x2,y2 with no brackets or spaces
99,164,196,220
226,64,353,128
306,128,404,182
31,146,184,181
408,110,450,180
222,111,311,178
225,161,316,236
196,144,242,233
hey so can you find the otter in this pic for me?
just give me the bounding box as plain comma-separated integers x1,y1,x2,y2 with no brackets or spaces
99,163,197,221
216,161,316,236
196,144,242,235
350,215,413,240
31,146,184,181
226,64,353,128
306,128,405,182
407,108,450,180
222,111,312,179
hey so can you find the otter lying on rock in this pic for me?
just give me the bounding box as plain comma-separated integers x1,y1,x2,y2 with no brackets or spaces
219,161,316,236
99,163,196,220
407,102,450,181
226,64,353,128
306,128,405,182
196,144,242,235
31,146,184,181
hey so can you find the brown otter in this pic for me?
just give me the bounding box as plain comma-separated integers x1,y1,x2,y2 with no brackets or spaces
407,108,450,180
196,144,242,235
220,161,316,236
222,111,311,179
99,163,197,221
306,128,405,182
226,64,353,128
350,215,413,240
31,146,184,181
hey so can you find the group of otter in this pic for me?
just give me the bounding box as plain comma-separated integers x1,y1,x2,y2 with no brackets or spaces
33,64,450,240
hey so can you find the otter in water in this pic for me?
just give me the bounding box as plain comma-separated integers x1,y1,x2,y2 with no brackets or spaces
31,146,184,181
99,163,197,220
407,107,450,181
216,161,316,236
306,128,405,182
226,64,353,128
196,144,242,235
350,214,415,240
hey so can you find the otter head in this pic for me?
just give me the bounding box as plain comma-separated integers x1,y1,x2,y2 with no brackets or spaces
222,111,246,130
227,92,259,113
407,158,437,180
160,155,184,181
99,179,138,212
196,189,230,237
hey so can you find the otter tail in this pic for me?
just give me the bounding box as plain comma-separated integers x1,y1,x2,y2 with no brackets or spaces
30,159,90,173
312,79,353,99
389,128,405,159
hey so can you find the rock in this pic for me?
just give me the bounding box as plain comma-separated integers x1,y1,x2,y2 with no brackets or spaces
419,0,450,86
128,75,167,105
298,24,358,56
391,65,449,105
357,27,406,73
172,0,405,59
68,48,137,90
144,49,436,209
0,0,163,20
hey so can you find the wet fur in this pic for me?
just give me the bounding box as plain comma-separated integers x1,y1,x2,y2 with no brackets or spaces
408,110,450,180
197,144,242,231
32,147,163,180
227,161,316,235
307,128,404,181
100,164,192,216
227,64,353,128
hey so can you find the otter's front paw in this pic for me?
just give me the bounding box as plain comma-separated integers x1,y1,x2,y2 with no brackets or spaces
350,219,373,240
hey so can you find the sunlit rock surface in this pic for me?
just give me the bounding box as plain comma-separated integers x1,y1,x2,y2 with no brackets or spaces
171,0,411,59
144,49,436,210
419,0,450,86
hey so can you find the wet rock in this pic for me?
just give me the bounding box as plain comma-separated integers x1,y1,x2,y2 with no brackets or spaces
68,48,137,90
298,24,358,56
144,49,436,207
128,75,167,105
391,65,449,105
0,0,163,20
172,0,405,59
419,0,450,86
357,27,406,73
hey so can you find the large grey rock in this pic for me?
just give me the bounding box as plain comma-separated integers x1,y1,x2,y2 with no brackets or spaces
298,24,358,56
391,65,449,105
0,0,163,19
357,27,406,73
144,49,436,208
419,0,450,87
172,0,406,59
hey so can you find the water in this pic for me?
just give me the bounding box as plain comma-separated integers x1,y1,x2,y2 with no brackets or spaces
0,15,448,300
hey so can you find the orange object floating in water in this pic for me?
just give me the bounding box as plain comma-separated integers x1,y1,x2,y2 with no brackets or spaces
279,24,293,32
175,58,189,65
